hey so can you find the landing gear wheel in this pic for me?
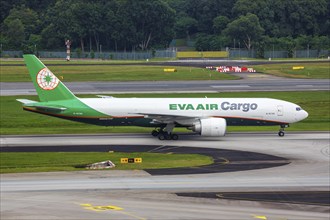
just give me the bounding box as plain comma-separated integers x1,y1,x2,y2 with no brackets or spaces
158,134,165,140
165,134,172,140
278,124,288,137
171,134,179,140
151,130,159,137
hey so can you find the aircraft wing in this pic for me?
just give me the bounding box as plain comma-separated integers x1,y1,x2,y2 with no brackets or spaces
137,112,200,126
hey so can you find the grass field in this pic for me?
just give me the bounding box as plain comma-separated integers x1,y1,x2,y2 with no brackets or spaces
254,62,329,78
0,64,237,82
1,59,329,82
0,152,213,173
1,91,329,135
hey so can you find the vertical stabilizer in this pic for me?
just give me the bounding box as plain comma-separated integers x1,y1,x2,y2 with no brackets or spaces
23,54,76,102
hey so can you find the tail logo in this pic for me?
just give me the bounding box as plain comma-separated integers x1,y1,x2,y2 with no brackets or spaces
36,68,60,90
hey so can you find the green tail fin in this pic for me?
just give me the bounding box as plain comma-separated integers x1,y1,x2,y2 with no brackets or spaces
23,54,76,102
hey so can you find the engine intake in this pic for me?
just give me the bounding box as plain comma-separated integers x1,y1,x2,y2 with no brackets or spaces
192,118,227,136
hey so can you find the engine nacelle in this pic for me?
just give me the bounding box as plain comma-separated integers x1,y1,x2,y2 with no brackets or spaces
192,118,227,136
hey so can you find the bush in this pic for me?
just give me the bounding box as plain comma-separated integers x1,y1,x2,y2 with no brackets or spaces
75,48,82,58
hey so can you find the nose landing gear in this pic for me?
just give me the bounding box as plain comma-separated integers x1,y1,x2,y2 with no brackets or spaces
278,130,285,137
278,124,289,137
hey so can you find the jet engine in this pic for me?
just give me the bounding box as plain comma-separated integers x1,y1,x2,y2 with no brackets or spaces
192,118,227,136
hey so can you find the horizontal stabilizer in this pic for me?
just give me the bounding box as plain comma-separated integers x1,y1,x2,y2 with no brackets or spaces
34,106,67,112
17,99,66,112
16,99,37,104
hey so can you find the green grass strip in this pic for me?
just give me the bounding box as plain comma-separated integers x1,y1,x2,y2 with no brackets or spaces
254,62,329,79
0,152,213,174
0,65,237,82
1,60,328,81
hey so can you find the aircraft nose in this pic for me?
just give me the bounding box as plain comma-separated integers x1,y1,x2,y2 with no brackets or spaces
295,109,308,122
302,110,309,119
298,110,309,121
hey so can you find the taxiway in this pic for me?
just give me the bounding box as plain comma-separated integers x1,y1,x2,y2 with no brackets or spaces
1,78,329,95
1,132,329,219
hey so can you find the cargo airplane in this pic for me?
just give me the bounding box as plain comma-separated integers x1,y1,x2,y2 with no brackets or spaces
17,55,308,140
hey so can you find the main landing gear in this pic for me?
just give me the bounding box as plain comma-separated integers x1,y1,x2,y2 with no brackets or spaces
151,123,178,140
278,124,289,137
151,129,179,140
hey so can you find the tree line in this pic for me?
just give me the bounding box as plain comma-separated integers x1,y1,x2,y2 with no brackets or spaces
0,0,329,54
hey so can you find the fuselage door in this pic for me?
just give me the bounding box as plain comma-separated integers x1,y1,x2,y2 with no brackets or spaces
277,105,283,116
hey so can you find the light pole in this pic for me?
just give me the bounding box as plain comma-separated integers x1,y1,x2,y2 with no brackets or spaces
238,41,240,58
100,44,102,59
307,44,309,58
65,39,71,61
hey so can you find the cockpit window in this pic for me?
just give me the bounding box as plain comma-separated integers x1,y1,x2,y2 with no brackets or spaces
296,107,302,111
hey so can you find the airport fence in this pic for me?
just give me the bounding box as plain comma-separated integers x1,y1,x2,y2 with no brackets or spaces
0,49,176,60
1,49,328,59
177,51,229,59
230,49,329,59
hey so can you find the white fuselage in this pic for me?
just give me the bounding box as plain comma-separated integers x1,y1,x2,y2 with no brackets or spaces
80,97,308,125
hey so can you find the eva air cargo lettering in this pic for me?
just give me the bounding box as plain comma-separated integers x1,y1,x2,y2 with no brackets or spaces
17,55,308,140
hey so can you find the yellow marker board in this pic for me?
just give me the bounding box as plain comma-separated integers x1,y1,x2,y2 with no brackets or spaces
121,158,142,163
292,66,304,70
121,158,128,163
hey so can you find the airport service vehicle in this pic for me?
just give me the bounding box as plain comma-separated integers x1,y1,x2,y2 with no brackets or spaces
17,55,308,140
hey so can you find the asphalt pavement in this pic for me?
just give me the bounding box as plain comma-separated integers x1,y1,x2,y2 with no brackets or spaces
1,132,329,220
1,77,329,96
